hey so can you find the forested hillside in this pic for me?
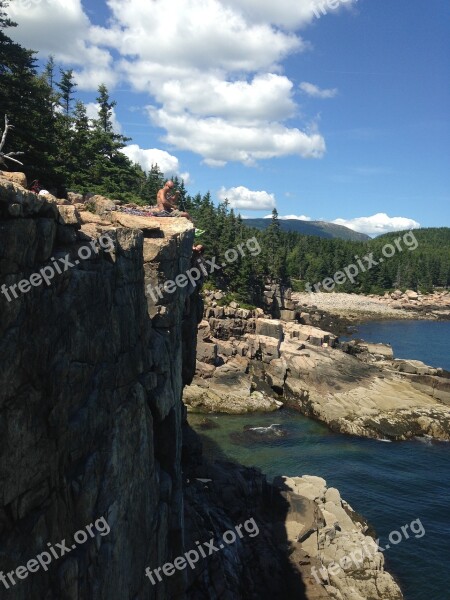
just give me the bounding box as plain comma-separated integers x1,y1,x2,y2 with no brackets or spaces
1,1,448,305
184,198,450,301
243,218,370,241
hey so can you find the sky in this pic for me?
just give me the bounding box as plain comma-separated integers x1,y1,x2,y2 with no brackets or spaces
5,0,450,235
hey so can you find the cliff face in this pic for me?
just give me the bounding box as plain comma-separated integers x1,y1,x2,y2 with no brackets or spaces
0,176,202,599
0,175,407,600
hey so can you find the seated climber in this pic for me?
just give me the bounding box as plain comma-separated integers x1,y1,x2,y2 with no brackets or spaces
155,181,205,253
156,180,191,220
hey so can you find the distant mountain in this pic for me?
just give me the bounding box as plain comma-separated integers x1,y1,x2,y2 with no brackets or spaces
243,218,371,241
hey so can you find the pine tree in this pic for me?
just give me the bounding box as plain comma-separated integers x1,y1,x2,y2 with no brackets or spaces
0,7,61,186
143,164,165,205
96,84,116,134
264,209,287,282
57,68,76,117
44,55,55,89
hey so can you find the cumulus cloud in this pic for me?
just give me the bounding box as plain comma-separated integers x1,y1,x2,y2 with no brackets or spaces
224,0,358,29
148,108,326,166
299,82,338,99
332,213,421,236
6,0,117,90
121,144,190,182
218,186,276,210
149,73,297,124
5,0,332,164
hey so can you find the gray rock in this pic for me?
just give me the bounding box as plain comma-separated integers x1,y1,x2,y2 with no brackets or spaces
255,318,283,340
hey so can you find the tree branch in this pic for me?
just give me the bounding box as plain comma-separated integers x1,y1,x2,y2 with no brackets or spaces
0,115,24,167
0,115,10,153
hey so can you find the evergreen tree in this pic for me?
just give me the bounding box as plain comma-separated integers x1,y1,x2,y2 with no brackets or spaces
143,164,165,205
57,68,76,117
44,55,55,89
96,84,116,134
264,209,287,282
0,6,60,186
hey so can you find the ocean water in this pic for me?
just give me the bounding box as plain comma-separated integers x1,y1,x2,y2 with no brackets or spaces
345,319,450,371
189,320,450,600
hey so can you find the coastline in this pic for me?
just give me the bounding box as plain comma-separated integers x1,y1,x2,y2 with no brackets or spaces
293,291,450,323
185,291,450,441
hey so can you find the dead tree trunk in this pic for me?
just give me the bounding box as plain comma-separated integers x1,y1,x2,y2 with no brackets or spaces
0,115,24,168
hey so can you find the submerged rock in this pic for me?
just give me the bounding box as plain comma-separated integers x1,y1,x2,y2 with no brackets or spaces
229,423,289,444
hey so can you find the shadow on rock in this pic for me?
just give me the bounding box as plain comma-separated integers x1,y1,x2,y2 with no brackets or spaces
181,422,308,600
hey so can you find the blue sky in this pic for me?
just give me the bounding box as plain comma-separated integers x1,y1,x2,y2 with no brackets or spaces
6,0,450,235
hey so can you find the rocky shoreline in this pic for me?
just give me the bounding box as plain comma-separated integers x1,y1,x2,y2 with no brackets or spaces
184,425,404,600
184,289,450,441
293,290,450,322
275,475,403,600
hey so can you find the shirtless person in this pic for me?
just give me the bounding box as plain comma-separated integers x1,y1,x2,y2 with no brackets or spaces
156,181,204,253
156,180,191,220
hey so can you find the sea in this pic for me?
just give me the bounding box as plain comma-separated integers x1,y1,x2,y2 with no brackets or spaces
188,320,450,600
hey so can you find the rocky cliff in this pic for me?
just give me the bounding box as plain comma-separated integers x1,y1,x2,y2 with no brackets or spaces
0,174,203,599
0,174,408,600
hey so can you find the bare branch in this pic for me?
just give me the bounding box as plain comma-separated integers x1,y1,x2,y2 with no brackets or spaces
2,154,24,166
0,115,24,168
0,115,10,153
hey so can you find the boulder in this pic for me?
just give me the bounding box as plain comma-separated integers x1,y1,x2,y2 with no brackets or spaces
87,194,117,218
0,178,52,218
196,341,218,365
195,361,216,379
393,359,435,375
363,342,394,360
67,191,84,204
57,205,82,229
216,340,235,358
78,211,111,226
405,289,419,300
299,312,312,325
257,335,281,363
0,171,27,187
255,318,283,340
279,309,296,322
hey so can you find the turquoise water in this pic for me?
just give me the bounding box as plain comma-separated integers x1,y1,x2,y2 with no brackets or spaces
189,320,450,600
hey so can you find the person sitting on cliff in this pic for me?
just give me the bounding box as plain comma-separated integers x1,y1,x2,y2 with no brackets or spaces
155,181,205,253
156,181,191,220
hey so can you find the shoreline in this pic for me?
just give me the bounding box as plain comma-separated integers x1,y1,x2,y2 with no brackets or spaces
293,291,450,323
186,293,450,441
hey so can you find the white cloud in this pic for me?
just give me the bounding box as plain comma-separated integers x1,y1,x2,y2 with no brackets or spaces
300,82,338,99
98,0,303,72
281,214,312,220
5,0,332,165
263,214,311,220
332,213,421,235
218,186,276,210
6,0,117,90
148,73,297,124
148,108,325,165
224,0,358,29
121,144,190,182
85,103,122,134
